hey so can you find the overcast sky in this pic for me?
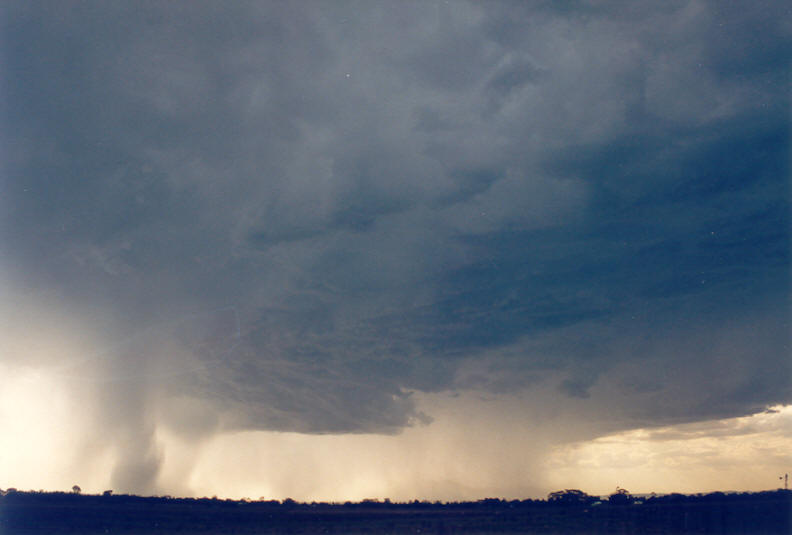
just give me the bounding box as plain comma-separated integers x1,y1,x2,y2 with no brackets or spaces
1,0,790,500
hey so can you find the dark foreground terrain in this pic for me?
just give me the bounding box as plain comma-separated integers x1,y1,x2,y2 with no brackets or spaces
1,489,789,534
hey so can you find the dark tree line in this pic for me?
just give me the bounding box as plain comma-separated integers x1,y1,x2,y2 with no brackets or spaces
2,488,790,534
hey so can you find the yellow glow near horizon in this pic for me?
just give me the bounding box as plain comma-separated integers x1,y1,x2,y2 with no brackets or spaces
156,399,792,501
1,346,790,500
544,405,792,496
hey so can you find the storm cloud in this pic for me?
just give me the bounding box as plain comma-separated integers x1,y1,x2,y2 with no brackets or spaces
1,1,789,495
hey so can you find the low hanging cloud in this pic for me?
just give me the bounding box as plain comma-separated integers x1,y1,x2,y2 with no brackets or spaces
1,1,789,495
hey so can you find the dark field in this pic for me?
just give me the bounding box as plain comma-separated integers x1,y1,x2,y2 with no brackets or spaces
1,490,789,534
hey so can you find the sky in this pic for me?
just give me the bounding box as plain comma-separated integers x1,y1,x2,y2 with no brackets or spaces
1,0,790,501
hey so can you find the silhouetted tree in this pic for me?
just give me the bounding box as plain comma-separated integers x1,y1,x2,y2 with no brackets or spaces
608,487,632,505
548,489,595,506
71,485,81,494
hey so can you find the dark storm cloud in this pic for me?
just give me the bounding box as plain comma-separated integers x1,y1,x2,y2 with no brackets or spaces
2,0,790,446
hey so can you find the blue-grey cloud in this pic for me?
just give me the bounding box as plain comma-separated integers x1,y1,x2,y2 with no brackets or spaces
1,1,789,492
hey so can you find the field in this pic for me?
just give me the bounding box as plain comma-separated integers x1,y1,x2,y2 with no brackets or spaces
1,490,790,534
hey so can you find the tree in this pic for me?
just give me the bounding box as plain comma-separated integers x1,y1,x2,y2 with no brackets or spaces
548,489,595,506
608,487,633,505
72,485,81,494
